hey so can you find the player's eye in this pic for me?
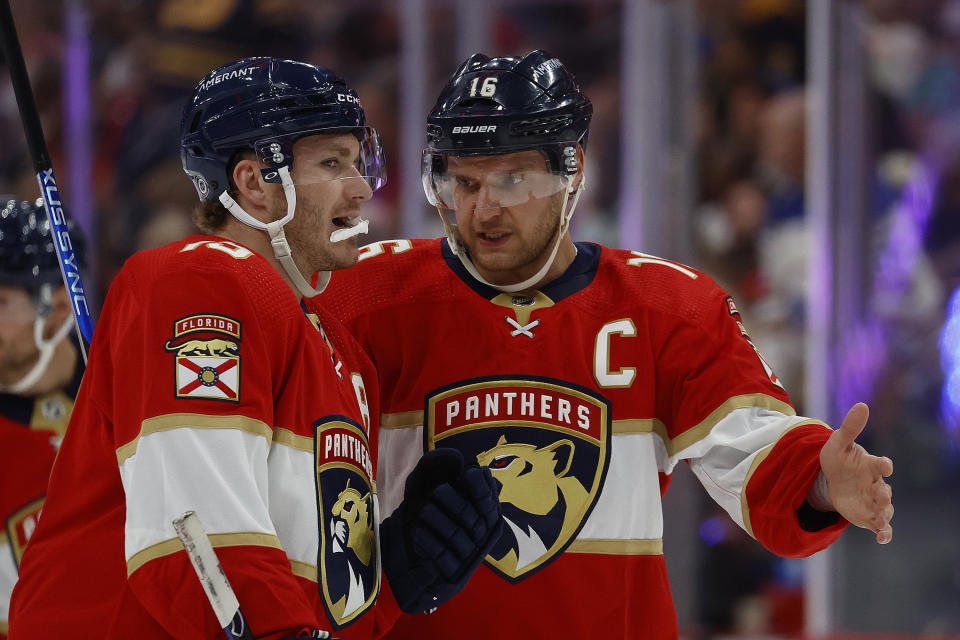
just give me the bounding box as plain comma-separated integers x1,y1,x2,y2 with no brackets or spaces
321,158,341,169
454,175,478,190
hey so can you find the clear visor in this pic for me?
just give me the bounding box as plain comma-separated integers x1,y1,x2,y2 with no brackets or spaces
254,126,387,192
422,150,571,213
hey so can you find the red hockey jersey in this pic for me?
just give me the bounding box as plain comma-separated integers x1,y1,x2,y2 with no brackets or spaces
9,236,400,639
0,342,80,640
311,238,847,640
0,419,59,640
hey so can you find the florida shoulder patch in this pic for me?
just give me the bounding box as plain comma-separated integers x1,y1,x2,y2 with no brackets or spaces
425,375,611,582
314,416,379,629
164,313,242,402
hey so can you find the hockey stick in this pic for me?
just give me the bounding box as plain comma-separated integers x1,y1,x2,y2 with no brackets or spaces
0,0,93,362
173,511,256,640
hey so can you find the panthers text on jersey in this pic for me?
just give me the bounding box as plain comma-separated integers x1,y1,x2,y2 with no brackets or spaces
9,236,401,640
311,238,848,640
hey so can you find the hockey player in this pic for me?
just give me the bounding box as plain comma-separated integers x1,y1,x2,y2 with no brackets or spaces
0,198,85,640
9,57,501,640
310,50,895,639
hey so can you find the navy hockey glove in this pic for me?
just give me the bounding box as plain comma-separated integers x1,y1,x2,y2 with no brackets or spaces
380,447,503,614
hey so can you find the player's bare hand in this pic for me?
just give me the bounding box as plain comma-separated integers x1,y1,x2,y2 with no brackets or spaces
819,402,894,544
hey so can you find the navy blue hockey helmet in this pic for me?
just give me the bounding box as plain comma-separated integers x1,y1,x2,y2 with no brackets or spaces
180,57,386,202
424,50,592,175
0,197,86,295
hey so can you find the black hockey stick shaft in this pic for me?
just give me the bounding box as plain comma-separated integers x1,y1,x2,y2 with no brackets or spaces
0,0,94,359
0,1,48,173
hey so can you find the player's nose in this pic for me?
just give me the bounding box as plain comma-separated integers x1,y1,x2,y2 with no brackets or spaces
343,170,373,201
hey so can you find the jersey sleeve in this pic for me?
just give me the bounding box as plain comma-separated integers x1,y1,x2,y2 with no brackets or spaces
112,261,320,638
653,286,847,557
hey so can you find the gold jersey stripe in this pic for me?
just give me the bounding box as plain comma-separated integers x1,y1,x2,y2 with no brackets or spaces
380,410,424,430
612,418,663,435
740,419,832,539
0,621,7,634
290,558,318,582
126,531,283,577
116,413,273,464
567,538,663,556
665,393,796,457
273,426,314,452
0,531,7,546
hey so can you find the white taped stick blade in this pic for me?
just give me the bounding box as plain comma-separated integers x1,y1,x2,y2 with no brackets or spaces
172,510,241,628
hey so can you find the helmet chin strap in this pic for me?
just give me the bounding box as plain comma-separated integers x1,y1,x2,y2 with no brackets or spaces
0,313,75,394
443,175,585,294
218,165,368,297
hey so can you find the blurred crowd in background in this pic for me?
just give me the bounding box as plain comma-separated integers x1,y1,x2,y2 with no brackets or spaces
2,0,959,637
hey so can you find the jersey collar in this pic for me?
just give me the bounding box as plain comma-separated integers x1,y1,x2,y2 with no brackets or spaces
440,238,600,303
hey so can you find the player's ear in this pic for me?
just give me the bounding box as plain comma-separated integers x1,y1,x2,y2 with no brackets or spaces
232,156,270,211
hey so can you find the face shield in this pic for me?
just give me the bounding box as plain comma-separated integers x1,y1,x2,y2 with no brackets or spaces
420,146,585,293
253,127,387,244
253,126,387,190
421,149,572,232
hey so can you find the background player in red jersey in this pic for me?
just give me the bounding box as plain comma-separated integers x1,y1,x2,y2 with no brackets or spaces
311,50,894,640
8,57,500,640
0,198,85,640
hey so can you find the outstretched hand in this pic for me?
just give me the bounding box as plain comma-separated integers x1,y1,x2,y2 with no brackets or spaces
819,402,894,544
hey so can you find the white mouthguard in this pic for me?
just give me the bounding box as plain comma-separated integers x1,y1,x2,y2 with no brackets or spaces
329,218,369,243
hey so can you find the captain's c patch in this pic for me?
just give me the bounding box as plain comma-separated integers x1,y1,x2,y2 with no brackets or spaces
164,313,242,402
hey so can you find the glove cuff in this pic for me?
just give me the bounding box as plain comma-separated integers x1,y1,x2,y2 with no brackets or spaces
380,510,440,614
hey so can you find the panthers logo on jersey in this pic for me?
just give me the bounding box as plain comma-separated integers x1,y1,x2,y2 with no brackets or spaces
424,375,611,582
314,416,379,629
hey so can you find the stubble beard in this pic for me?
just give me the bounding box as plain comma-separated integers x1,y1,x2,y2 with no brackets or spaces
0,341,39,384
270,193,358,275
467,210,562,280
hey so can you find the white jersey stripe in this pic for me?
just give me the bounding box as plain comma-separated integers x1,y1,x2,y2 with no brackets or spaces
116,413,273,464
120,427,275,564
0,539,16,629
673,407,828,532
580,432,663,541
121,425,376,578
